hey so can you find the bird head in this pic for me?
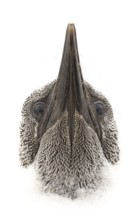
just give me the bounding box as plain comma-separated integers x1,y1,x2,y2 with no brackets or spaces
19,24,119,198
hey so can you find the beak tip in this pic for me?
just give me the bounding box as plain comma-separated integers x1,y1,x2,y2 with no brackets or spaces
67,23,76,33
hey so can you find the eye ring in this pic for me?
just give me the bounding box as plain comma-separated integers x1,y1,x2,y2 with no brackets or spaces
94,101,104,117
32,102,45,120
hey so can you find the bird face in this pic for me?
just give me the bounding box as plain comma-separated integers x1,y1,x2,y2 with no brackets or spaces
19,24,119,199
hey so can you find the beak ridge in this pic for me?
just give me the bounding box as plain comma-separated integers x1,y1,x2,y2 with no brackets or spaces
56,24,85,112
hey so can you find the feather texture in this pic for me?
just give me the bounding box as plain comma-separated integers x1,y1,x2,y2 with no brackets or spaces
19,81,119,198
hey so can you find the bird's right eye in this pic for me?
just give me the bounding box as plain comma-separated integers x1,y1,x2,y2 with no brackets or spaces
32,102,45,120
94,101,105,117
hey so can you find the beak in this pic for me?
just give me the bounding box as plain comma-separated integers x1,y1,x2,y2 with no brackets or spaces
39,24,92,141
55,24,91,143
56,24,89,116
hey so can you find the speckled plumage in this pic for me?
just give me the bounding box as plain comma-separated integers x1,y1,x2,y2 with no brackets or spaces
19,24,119,199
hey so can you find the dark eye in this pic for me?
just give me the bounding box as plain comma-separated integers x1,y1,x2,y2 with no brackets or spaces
32,102,45,119
95,102,104,116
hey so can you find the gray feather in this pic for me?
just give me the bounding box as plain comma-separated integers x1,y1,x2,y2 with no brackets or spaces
19,81,119,198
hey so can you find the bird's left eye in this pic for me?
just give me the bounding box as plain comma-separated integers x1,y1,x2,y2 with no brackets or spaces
32,102,45,119
95,101,104,116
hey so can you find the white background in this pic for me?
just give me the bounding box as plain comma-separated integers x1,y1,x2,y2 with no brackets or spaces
0,0,138,219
